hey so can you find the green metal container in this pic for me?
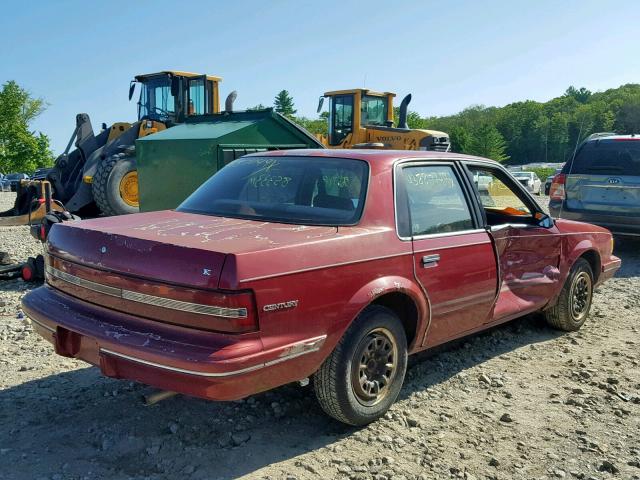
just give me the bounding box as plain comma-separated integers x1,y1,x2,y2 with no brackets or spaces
136,109,324,212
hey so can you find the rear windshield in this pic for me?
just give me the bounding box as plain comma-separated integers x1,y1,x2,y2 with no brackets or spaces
568,139,640,175
178,156,369,226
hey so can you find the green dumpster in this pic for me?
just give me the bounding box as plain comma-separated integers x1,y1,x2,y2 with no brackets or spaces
136,109,324,212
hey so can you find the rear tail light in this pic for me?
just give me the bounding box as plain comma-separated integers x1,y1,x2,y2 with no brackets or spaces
549,174,566,201
151,287,259,333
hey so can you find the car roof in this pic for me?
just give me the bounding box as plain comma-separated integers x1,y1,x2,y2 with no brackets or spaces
584,133,640,142
249,149,501,172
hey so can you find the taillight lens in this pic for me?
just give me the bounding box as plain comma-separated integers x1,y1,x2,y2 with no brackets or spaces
549,174,566,201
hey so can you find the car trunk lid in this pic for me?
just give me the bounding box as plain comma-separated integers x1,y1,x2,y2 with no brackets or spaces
47,210,338,290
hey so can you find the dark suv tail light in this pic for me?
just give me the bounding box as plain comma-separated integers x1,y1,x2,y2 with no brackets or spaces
549,174,566,201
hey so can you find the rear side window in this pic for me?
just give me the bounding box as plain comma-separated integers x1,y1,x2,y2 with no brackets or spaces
397,165,474,237
569,139,640,175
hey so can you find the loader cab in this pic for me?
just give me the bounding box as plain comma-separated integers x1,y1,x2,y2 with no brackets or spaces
130,71,221,125
320,89,395,147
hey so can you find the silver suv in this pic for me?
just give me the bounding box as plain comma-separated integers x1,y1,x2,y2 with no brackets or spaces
549,133,640,236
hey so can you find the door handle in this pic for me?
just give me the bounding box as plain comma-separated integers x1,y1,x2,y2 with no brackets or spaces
421,254,440,268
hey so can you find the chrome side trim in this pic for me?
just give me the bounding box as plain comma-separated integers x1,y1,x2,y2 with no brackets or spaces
46,265,120,297
121,290,248,319
46,265,247,319
401,228,486,242
99,334,327,378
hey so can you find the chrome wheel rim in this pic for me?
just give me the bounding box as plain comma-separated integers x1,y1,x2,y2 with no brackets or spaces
570,271,592,322
351,328,398,406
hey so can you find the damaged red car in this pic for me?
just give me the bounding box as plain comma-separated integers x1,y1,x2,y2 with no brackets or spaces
23,150,621,425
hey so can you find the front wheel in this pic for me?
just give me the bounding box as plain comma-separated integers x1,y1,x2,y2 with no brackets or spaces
93,154,139,216
544,258,594,331
313,305,408,426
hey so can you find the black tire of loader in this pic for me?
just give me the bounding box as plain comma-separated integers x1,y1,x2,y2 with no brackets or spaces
93,155,139,216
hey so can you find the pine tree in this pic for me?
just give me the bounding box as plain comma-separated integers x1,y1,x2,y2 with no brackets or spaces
466,124,510,162
273,90,296,117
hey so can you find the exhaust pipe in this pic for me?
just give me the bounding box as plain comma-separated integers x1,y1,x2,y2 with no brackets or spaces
397,94,412,129
225,91,237,112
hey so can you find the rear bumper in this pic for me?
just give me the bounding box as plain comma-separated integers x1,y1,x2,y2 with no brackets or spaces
550,204,640,236
22,286,326,401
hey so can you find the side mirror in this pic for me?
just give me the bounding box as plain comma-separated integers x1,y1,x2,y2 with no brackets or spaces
317,96,324,114
170,77,180,97
537,213,554,228
128,81,136,101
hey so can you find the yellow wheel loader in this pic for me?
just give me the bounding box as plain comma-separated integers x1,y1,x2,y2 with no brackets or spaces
316,89,450,151
0,71,222,223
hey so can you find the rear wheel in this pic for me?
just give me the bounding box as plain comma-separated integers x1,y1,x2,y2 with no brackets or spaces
93,154,139,216
544,258,594,331
313,306,407,425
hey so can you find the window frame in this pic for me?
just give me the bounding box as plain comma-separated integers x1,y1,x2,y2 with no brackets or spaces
361,94,388,127
329,94,355,146
393,159,485,241
460,160,545,229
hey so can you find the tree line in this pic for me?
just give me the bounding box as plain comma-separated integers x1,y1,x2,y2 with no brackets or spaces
269,84,640,164
3,82,640,175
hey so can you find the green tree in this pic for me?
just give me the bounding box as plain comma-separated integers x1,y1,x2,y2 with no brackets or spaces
449,125,471,153
466,124,510,162
564,86,592,104
0,80,54,173
294,116,327,135
247,104,267,111
273,90,297,117
614,100,640,133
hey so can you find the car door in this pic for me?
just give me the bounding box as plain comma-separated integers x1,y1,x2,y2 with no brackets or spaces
464,163,561,322
395,162,498,348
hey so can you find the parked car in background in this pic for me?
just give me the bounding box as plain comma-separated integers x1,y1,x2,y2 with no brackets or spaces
545,168,563,195
23,150,620,425
549,133,640,236
6,173,29,192
512,171,542,195
0,174,11,192
32,167,53,180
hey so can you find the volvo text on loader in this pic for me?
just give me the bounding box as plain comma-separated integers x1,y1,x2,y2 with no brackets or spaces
316,89,450,151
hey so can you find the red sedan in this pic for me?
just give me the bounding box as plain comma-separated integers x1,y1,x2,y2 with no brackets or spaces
23,150,621,425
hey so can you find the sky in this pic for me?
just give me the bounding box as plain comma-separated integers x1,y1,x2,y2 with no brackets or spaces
2,0,640,153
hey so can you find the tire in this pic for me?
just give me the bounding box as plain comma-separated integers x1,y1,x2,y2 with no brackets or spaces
93,154,139,216
313,305,408,426
544,258,594,331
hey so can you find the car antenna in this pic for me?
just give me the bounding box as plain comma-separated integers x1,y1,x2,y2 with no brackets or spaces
559,113,586,219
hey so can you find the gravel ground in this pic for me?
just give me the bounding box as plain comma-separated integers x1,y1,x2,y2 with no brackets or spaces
0,191,638,480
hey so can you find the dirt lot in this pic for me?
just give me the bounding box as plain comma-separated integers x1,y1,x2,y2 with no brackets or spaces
0,191,638,480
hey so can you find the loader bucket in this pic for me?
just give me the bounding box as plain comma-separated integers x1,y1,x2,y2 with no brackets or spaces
0,180,64,226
